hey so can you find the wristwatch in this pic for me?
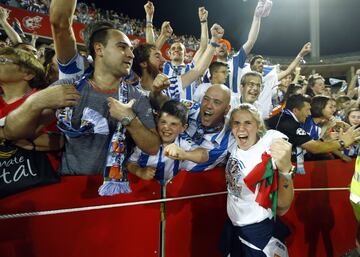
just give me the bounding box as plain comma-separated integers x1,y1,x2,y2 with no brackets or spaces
120,112,136,126
339,139,346,150
279,165,296,180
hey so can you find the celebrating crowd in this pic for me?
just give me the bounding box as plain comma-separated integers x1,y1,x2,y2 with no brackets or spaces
0,0,360,256
1,0,201,50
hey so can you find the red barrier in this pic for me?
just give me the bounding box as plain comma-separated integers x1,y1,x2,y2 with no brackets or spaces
0,175,162,257
286,159,357,257
0,5,85,43
0,159,356,257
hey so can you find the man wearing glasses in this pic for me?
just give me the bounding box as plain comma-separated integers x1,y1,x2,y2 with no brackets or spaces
232,71,268,118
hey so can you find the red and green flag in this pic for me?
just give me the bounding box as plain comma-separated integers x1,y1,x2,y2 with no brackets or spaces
243,152,278,216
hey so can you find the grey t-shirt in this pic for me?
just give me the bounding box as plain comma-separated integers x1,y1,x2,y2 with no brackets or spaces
52,78,155,175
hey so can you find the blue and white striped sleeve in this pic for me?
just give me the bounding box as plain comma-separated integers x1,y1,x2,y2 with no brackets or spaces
232,46,247,69
178,135,194,152
58,52,89,80
128,146,143,164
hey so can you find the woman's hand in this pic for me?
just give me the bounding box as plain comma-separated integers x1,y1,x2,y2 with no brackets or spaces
270,138,293,173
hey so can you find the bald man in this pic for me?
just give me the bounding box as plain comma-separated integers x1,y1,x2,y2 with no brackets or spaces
181,84,234,171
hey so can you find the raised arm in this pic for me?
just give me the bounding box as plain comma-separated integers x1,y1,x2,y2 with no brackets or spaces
144,1,173,49
242,0,273,55
277,42,311,81
192,7,209,63
0,7,23,44
30,33,38,48
155,21,173,50
292,66,302,84
270,138,294,216
149,74,171,111
180,23,224,88
144,1,155,44
49,0,77,63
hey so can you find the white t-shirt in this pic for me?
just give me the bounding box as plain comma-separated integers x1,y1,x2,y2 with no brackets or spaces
226,130,287,227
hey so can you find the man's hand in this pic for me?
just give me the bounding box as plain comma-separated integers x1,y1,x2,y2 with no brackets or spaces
144,1,154,20
339,126,360,148
152,73,171,93
136,166,156,180
210,23,224,43
299,42,311,58
30,84,80,110
322,129,339,141
107,98,136,121
160,21,173,38
198,7,208,23
255,0,273,18
270,138,293,173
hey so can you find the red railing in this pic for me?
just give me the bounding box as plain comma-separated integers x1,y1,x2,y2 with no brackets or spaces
0,159,356,257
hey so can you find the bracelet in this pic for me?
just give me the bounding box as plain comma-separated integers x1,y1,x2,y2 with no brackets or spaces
200,20,207,23
278,165,296,180
209,41,220,48
146,20,153,24
297,55,304,61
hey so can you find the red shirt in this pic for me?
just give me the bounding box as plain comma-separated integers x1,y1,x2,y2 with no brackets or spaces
0,89,61,170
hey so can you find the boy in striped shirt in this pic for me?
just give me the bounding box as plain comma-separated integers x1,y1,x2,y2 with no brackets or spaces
127,100,208,185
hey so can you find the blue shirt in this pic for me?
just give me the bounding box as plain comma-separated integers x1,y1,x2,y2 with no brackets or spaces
302,116,321,140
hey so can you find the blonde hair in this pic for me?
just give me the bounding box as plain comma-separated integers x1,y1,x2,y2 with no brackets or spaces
0,47,45,88
229,103,267,138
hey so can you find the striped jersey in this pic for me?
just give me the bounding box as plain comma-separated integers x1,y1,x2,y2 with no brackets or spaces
163,61,197,100
58,53,90,80
180,100,235,172
128,135,194,185
343,145,359,158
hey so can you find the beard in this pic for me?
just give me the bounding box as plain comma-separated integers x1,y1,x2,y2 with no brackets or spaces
171,54,184,63
147,61,160,79
216,50,228,59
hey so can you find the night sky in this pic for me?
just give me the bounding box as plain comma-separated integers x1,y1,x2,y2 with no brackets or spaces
83,0,360,57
